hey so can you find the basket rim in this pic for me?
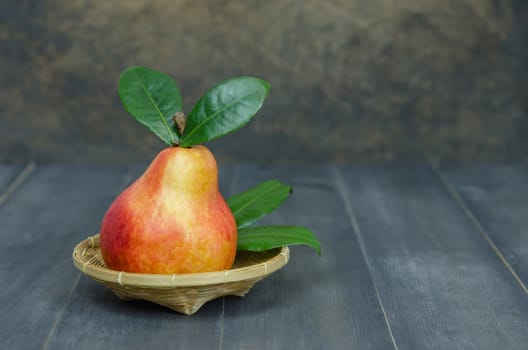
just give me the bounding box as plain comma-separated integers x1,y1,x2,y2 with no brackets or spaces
72,234,289,287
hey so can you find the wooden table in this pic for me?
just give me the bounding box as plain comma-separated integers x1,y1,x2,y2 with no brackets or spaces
1,162,527,350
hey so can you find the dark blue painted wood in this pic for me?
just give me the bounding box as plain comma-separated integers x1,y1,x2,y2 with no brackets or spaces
42,163,234,350
4,163,528,350
443,163,528,287
221,165,395,350
0,165,130,349
338,165,528,349
0,165,25,186
0,164,28,202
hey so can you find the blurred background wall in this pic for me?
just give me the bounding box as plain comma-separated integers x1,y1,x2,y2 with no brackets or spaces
1,0,527,164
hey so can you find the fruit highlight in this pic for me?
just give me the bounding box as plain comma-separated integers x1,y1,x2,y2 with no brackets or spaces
100,146,237,274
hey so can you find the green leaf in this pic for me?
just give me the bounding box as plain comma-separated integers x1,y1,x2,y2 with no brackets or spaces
237,226,321,255
227,180,292,229
118,66,182,145
180,77,270,146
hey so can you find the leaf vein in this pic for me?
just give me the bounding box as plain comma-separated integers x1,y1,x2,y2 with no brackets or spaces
231,185,283,216
183,90,261,144
134,70,175,144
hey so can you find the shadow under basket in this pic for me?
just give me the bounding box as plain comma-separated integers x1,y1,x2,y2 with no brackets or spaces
72,234,289,315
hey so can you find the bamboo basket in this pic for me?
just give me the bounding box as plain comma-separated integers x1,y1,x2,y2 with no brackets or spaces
72,234,289,315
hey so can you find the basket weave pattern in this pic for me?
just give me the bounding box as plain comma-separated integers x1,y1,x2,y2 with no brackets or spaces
73,235,289,315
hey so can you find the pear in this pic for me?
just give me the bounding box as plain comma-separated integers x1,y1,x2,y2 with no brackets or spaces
100,145,237,274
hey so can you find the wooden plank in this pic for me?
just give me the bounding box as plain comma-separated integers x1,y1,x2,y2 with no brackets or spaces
45,281,224,350
0,165,129,350
442,163,528,288
41,163,235,350
221,165,395,350
0,164,26,190
337,165,528,349
0,164,33,205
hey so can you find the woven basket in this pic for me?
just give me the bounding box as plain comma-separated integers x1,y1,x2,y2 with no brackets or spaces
72,234,289,315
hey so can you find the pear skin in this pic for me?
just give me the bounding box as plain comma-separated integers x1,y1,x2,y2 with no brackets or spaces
100,145,237,274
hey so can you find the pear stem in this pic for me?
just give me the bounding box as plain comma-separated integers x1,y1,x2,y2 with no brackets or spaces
173,112,186,146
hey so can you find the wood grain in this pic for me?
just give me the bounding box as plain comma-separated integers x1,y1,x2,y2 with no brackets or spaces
0,165,130,349
4,163,528,349
0,164,32,205
220,165,395,350
0,165,25,189
336,165,528,349
42,163,234,350
442,163,528,288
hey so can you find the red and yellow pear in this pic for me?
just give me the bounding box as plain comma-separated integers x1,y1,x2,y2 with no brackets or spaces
100,145,237,274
